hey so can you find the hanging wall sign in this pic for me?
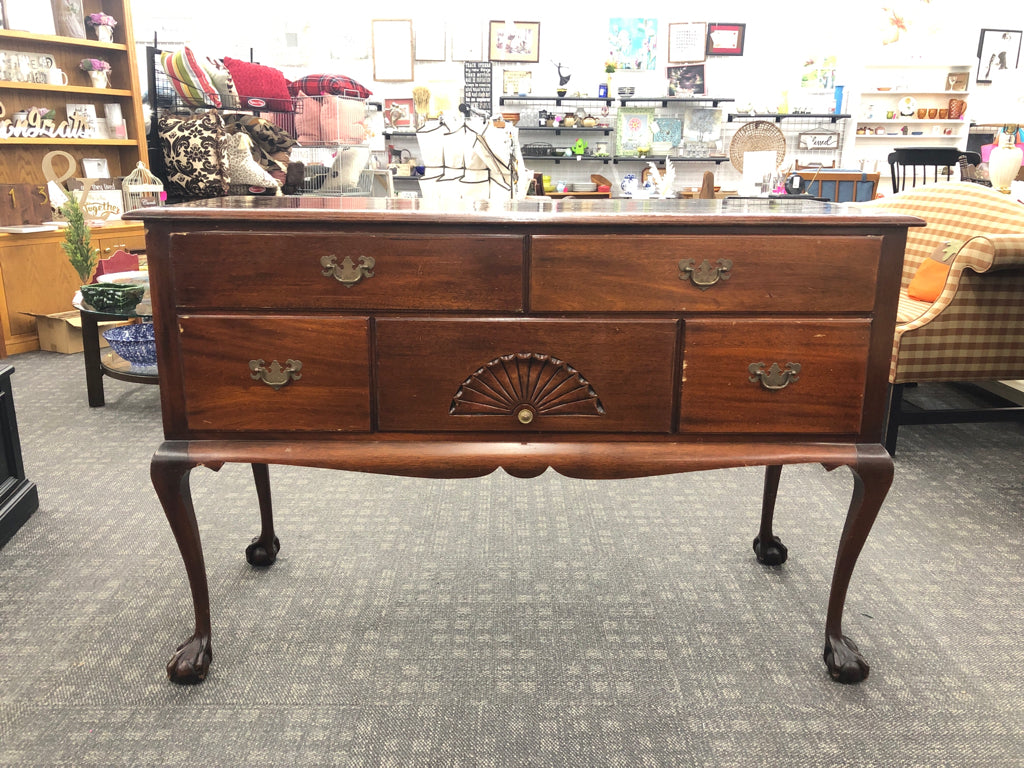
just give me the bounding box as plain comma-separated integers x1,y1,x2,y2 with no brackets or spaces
463,61,493,115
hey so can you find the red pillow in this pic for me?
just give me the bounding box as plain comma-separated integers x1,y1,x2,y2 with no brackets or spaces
287,74,371,99
222,57,293,112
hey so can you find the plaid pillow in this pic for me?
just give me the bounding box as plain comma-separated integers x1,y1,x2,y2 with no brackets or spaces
287,74,372,99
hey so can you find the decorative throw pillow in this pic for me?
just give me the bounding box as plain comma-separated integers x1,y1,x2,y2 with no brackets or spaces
222,57,294,112
320,95,368,145
287,74,372,99
294,92,321,144
201,56,240,108
222,132,281,189
160,47,222,108
158,112,228,199
906,258,951,302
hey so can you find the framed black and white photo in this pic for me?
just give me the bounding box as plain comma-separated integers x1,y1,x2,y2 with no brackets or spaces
977,28,1022,83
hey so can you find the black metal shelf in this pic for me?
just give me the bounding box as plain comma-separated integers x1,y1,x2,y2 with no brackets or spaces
519,126,614,135
523,154,729,166
499,95,735,108
727,113,851,123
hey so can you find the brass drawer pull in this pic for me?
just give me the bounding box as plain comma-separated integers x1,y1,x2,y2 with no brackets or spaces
249,359,303,390
748,362,801,390
321,254,375,287
679,258,732,290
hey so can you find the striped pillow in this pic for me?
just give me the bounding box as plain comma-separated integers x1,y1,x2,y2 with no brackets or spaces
160,47,222,108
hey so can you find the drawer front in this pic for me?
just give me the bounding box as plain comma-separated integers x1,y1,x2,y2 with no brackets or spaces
178,315,371,432
169,232,524,311
679,319,870,434
530,235,881,313
376,319,678,432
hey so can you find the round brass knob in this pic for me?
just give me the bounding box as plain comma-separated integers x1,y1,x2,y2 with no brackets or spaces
516,408,534,425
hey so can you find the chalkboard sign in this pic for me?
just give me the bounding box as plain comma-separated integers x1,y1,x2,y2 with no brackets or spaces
463,62,493,116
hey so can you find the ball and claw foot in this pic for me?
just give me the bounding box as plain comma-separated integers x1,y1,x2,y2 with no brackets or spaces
824,635,870,684
166,633,212,685
245,536,280,567
753,534,788,566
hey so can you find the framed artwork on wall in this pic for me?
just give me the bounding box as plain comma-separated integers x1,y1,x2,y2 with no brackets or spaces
3,0,55,35
976,28,1022,83
706,23,745,56
384,98,414,129
667,64,706,96
667,22,707,63
372,19,414,82
488,21,540,63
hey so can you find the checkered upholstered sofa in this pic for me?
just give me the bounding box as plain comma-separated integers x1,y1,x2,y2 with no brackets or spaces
851,182,1024,454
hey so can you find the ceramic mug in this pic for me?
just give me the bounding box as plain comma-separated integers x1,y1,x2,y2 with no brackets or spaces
47,67,68,86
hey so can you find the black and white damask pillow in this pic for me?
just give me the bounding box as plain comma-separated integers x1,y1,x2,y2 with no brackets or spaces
158,112,228,199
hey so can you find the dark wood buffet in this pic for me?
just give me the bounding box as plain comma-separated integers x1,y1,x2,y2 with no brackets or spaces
126,196,921,685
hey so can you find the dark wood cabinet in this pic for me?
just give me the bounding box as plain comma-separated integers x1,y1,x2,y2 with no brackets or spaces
127,197,920,686
0,364,38,548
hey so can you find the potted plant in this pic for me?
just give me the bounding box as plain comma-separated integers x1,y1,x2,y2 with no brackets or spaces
85,12,117,43
60,196,99,285
79,57,111,88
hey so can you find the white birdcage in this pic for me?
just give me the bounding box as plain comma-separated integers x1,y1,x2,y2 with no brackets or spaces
121,162,165,212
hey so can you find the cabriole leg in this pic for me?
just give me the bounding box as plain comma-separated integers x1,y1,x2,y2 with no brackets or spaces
753,464,788,565
823,446,894,684
245,462,280,566
151,443,216,685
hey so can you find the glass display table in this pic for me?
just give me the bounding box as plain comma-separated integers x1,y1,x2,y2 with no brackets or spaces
74,292,157,407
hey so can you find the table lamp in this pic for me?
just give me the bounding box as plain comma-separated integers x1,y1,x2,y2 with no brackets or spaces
977,69,1024,193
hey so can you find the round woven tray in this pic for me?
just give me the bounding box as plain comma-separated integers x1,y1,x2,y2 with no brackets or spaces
729,120,786,172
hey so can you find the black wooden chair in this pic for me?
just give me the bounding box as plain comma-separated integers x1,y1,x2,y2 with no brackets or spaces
888,148,982,193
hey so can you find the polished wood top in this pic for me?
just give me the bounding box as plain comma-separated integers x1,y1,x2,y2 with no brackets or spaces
125,196,924,228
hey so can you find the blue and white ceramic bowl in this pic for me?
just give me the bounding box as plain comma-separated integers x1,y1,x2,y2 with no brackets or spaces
102,322,157,370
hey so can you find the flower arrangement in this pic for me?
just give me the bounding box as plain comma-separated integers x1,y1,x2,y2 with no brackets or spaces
604,59,618,74
85,12,117,28
79,58,111,72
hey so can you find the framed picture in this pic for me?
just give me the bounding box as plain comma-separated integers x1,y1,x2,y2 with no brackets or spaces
615,107,655,156
706,23,745,56
945,71,969,91
81,157,110,178
488,21,540,63
383,98,414,129
609,18,658,71
372,19,414,82
414,19,446,62
3,0,55,35
667,64,706,96
668,22,707,63
977,28,1022,83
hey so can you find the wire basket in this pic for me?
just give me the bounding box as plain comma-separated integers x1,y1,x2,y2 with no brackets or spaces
729,120,786,172
121,162,165,212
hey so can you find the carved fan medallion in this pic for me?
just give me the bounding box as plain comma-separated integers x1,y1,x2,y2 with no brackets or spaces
450,353,605,419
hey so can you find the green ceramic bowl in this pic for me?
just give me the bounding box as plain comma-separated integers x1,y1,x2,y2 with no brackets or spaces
80,283,146,313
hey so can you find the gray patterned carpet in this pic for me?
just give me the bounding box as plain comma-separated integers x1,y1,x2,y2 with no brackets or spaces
1,349,1022,767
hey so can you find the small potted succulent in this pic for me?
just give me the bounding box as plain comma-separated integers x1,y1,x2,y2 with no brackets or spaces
80,57,111,88
85,12,117,43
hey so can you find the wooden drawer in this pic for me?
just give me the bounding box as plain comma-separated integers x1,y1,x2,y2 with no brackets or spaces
376,319,679,432
168,232,524,311
178,315,371,433
679,319,870,434
530,235,881,313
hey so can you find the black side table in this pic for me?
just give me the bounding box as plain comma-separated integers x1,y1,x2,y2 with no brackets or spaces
78,303,158,407
0,364,38,548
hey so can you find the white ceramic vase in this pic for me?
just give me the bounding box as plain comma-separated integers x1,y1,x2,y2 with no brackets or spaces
96,25,114,43
88,70,109,89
